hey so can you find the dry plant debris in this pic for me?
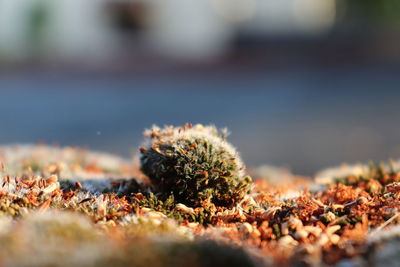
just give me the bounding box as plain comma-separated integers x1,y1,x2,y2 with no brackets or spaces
0,125,399,266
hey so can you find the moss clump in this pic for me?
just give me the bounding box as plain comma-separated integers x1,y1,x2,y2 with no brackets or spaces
334,160,399,187
139,124,252,207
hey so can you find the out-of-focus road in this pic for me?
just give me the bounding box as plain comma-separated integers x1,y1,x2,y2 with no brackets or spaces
1,65,399,175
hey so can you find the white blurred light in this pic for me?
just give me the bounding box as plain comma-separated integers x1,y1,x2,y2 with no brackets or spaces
211,0,256,23
292,0,336,33
0,0,39,60
238,1,296,35
240,0,336,35
0,0,115,61
146,0,232,61
45,0,115,60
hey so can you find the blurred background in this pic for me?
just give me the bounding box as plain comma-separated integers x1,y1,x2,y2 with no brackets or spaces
1,0,400,176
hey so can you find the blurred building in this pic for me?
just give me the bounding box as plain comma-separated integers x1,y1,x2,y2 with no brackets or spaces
0,0,399,64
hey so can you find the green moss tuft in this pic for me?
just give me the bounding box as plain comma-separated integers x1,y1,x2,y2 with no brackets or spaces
140,124,252,207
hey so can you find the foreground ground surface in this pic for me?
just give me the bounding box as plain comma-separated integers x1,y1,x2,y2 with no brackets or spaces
0,145,399,266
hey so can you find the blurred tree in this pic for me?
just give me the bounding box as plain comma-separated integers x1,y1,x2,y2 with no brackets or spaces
342,0,400,25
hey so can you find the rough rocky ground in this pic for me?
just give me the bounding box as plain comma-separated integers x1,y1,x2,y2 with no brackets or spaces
0,144,399,266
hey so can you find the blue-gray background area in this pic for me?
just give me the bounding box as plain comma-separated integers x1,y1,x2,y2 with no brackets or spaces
1,66,399,176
